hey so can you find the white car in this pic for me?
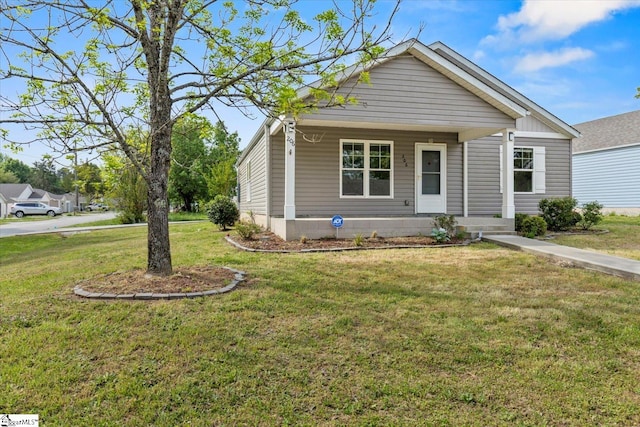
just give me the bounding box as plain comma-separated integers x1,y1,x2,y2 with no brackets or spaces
10,202,62,218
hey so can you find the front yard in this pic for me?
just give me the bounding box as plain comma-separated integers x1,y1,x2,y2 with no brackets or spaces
1,217,639,425
549,214,640,260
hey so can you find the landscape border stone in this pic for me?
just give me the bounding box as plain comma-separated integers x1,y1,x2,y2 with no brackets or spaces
73,266,246,300
225,235,470,253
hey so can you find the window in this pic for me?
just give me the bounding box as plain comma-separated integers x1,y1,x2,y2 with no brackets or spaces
341,140,393,197
514,147,533,192
500,145,546,194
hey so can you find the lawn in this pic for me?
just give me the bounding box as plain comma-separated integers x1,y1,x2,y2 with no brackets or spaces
549,215,640,260
2,222,640,425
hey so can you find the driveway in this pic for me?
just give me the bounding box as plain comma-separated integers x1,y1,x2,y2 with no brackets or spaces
0,212,118,237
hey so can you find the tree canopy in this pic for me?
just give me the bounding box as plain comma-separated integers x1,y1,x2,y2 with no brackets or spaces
0,0,400,275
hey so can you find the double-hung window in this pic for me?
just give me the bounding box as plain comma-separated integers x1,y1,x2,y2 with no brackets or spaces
341,140,393,197
500,145,546,194
514,147,534,192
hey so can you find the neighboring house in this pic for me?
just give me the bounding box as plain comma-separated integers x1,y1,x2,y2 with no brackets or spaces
0,183,35,218
572,110,640,211
0,183,77,216
237,40,579,240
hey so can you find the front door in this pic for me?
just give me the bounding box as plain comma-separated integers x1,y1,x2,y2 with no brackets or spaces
416,143,447,213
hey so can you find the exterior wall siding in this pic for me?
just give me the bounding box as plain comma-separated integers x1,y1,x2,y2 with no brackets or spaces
270,126,462,217
516,115,556,133
238,132,268,215
303,55,514,129
573,145,640,208
468,137,571,215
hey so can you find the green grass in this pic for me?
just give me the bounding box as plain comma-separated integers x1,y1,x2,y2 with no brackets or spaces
550,215,640,260
66,211,208,228
2,222,640,425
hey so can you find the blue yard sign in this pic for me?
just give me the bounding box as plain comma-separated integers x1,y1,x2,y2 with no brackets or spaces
331,215,344,229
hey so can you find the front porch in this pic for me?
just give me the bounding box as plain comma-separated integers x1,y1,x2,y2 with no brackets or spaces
266,216,514,241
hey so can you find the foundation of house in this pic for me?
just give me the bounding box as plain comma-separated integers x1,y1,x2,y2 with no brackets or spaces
244,215,515,241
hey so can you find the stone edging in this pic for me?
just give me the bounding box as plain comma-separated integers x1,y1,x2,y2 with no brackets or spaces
74,266,245,300
225,235,469,253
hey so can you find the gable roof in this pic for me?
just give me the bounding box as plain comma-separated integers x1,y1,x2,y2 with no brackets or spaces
239,39,578,164
0,183,32,199
427,41,579,139
573,110,640,153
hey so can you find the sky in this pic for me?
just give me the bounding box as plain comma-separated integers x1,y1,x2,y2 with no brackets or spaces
1,0,640,167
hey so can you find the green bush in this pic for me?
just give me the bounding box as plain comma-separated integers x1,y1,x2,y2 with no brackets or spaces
515,213,529,232
235,220,262,239
118,210,145,224
538,197,579,231
520,216,547,238
431,228,450,244
579,201,604,230
433,214,457,238
207,195,239,231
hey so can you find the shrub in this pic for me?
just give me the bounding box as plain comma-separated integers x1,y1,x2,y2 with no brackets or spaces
207,195,239,231
579,201,604,230
538,197,579,231
520,216,547,238
431,228,450,244
235,220,262,239
433,214,457,237
515,213,529,232
353,233,364,247
118,210,145,224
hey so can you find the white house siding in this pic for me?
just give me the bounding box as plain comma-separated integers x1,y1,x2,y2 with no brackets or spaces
468,137,571,215
238,133,268,215
303,55,514,130
573,145,640,208
270,126,462,217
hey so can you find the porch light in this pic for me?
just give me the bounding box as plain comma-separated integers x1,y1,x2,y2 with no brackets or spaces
508,131,515,142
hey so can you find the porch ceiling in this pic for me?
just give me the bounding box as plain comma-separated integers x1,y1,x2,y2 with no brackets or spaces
295,118,505,142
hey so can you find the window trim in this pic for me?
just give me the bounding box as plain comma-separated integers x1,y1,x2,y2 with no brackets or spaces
339,139,394,199
500,145,546,195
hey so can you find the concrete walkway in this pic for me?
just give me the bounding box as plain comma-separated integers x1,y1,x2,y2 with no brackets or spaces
483,235,640,282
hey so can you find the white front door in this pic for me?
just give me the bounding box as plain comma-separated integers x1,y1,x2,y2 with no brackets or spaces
416,143,447,213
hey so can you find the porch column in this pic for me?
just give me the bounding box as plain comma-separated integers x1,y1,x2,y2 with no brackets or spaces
501,129,516,219
284,118,296,220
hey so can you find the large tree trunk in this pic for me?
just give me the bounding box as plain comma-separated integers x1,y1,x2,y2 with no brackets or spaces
146,124,173,276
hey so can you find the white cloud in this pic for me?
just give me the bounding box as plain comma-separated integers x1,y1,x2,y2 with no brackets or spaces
515,47,595,72
486,0,640,44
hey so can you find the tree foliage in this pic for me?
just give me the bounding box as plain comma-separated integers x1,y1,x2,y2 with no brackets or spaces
0,0,399,275
169,114,211,212
0,154,31,183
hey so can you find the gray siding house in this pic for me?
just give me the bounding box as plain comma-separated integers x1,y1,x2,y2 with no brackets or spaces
573,110,640,211
237,40,579,240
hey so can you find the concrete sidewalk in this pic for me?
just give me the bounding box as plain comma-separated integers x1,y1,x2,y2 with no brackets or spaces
483,235,640,282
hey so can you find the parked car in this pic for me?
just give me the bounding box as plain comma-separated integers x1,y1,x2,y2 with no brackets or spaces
10,202,62,218
86,203,109,211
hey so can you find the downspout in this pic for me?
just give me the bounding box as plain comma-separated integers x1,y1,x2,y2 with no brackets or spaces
463,141,468,217
264,123,271,229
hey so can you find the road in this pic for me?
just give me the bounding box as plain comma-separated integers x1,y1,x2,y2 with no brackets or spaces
0,211,118,238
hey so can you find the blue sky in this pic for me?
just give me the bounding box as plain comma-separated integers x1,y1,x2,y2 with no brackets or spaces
2,0,640,166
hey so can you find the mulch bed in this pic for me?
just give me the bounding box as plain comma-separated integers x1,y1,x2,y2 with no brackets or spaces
227,230,466,252
78,266,236,295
